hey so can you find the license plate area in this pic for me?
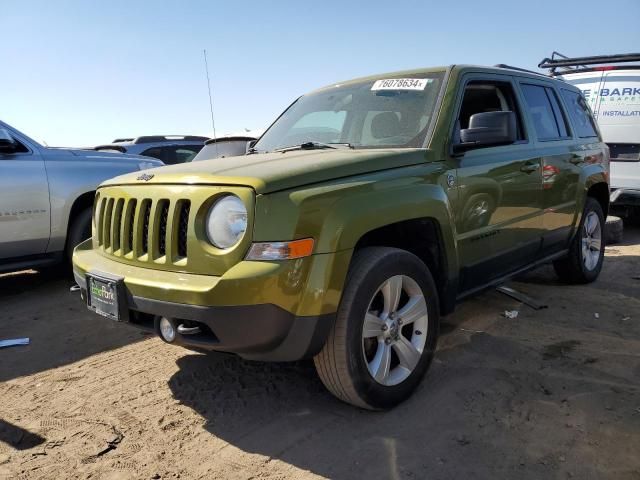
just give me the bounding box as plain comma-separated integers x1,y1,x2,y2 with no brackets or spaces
86,272,128,322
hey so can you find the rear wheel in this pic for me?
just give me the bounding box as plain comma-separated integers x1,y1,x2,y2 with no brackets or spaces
314,247,439,410
553,197,605,284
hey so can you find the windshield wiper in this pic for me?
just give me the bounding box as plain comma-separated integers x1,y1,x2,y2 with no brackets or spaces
274,141,341,153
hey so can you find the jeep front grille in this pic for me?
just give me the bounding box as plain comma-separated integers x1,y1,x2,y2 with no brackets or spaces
95,195,190,262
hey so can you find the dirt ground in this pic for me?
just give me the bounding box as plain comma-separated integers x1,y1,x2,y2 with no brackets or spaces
1,225,639,480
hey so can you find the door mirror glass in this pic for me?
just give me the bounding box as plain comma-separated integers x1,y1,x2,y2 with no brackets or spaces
0,128,17,153
455,111,517,153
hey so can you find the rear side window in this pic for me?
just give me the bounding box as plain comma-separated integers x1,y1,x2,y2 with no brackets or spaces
560,89,599,138
520,84,569,140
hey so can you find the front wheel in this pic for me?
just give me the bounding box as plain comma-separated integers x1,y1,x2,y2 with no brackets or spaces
314,247,439,410
66,208,92,264
553,197,605,284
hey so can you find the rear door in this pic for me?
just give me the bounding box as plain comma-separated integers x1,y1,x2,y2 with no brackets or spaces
0,128,51,260
450,73,544,293
517,81,581,255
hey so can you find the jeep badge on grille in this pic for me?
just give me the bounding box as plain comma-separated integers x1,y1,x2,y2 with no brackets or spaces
137,173,155,182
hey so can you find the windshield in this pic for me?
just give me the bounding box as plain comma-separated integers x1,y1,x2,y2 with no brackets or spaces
254,72,445,153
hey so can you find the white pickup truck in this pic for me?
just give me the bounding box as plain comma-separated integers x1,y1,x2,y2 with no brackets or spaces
0,120,163,272
540,53,640,219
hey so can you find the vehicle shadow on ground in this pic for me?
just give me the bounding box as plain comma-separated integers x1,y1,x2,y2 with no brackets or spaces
0,269,145,382
168,325,637,479
168,247,640,479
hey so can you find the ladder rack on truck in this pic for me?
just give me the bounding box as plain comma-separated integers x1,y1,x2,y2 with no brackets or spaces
539,52,640,75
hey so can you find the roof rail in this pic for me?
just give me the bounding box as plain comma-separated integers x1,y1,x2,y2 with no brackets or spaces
494,64,546,76
112,137,134,143
133,135,210,144
539,52,640,74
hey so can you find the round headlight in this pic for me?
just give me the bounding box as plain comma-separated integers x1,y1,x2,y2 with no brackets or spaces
205,195,248,249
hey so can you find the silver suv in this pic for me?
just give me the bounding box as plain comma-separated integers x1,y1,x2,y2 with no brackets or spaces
0,120,164,272
95,135,208,164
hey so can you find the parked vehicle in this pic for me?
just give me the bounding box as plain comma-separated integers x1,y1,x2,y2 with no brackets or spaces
191,136,257,162
95,135,208,164
73,65,609,409
0,120,163,272
540,53,640,218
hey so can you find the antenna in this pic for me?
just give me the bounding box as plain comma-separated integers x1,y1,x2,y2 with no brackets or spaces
203,49,219,156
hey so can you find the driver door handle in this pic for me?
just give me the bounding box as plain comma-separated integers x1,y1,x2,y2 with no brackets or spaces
520,162,539,173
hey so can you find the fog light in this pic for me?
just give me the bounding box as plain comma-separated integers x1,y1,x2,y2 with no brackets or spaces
159,317,176,343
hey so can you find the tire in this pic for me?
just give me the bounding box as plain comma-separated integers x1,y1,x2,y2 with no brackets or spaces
313,247,439,410
66,208,92,263
605,216,624,245
553,197,605,284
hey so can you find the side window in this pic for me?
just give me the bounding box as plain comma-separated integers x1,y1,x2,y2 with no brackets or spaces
7,139,29,154
560,89,599,138
0,129,30,154
173,146,201,163
456,80,526,144
140,147,165,161
546,88,570,138
520,84,568,141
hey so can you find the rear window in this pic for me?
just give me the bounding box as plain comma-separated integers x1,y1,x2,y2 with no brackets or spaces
140,145,202,164
560,89,599,138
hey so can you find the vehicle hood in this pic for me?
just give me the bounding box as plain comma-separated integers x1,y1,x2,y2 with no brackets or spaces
101,148,429,193
44,147,164,167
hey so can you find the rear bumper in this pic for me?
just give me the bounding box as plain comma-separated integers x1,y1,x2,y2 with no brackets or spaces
610,188,640,207
72,240,348,361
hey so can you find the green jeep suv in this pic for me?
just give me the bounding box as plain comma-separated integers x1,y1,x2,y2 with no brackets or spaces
73,65,609,409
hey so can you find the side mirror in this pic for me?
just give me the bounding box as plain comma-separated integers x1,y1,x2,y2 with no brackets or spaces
0,128,17,154
246,140,257,153
453,111,517,154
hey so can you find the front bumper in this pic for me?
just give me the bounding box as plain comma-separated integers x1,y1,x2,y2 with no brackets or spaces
72,240,350,361
610,188,640,207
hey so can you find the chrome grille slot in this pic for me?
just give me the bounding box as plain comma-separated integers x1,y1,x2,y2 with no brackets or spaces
157,200,169,257
102,198,114,250
178,201,190,259
112,199,124,253
141,200,151,255
96,197,107,245
124,199,137,255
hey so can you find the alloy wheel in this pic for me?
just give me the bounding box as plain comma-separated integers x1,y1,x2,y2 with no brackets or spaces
361,275,429,386
582,211,602,271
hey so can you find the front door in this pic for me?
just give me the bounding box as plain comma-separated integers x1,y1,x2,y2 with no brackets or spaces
0,128,50,260
449,75,544,293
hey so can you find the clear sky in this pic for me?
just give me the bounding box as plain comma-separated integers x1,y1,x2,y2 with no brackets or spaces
2,0,639,147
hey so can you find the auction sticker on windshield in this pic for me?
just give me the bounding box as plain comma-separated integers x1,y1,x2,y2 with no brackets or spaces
371,78,432,91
